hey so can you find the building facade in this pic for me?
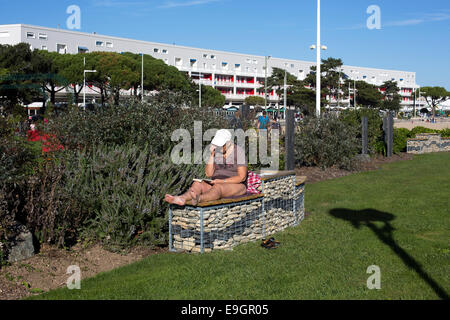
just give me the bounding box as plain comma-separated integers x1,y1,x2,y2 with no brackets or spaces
0,24,426,111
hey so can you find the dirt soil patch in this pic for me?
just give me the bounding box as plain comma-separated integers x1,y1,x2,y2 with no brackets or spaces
0,243,166,300
296,153,414,184
1,153,414,300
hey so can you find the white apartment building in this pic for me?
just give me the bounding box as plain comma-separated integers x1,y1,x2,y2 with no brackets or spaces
0,24,426,111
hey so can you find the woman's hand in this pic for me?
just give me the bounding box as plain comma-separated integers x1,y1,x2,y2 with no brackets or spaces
210,144,216,155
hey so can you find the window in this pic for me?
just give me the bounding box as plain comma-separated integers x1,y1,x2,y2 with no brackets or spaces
203,53,208,58
210,55,216,59
57,44,67,54
253,60,257,64
212,63,216,69
164,58,169,64
38,33,47,40
162,49,168,54
26,32,35,39
222,62,228,69
41,45,48,51
96,41,104,47
246,58,251,63
154,48,160,53
363,75,367,79
235,64,241,71
78,46,89,53
175,57,183,66
106,42,113,48
0,31,10,38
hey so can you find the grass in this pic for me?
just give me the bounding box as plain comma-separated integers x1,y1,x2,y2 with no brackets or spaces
31,152,450,300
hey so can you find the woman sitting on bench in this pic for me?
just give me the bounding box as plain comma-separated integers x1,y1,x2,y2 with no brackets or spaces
164,129,248,206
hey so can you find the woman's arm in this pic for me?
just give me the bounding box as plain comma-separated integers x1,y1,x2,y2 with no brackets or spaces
212,166,247,184
205,145,216,178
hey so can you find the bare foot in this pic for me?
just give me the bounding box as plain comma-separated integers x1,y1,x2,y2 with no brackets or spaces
164,194,175,203
164,194,185,206
172,196,186,206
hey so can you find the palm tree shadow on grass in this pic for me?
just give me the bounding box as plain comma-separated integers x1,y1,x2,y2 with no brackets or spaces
329,208,449,300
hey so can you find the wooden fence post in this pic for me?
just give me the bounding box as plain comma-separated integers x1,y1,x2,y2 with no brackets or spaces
285,108,295,170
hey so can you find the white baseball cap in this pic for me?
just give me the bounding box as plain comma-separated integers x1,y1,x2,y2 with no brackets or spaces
211,129,232,147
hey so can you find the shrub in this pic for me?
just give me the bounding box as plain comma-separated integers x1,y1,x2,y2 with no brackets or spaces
408,126,436,138
44,94,226,154
0,122,42,261
393,128,410,154
19,98,227,250
340,108,384,154
81,145,204,251
439,128,450,138
23,144,205,251
294,115,360,170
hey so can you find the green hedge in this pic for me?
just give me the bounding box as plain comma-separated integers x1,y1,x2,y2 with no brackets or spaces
339,108,384,154
295,115,360,170
1,97,227,252
392,126,450,154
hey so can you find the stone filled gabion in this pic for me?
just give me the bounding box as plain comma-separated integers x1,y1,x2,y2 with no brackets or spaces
407,133,450,154
170,174,305,253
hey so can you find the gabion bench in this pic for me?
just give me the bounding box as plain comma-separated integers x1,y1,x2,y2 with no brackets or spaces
407,133,450,154
169,171,306,253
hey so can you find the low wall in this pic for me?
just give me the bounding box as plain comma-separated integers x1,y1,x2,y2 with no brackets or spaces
407,133,450,154
169,171,306,253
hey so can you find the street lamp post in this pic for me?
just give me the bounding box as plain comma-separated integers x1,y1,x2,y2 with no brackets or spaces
141,53,144,103
83,57,97,111
337,68,342,108
284,69,287,120
310,0,327,117
199,71,202,108
316,0,321,117
264,55,271,109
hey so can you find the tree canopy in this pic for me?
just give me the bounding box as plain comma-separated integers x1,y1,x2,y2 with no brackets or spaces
0,43,225,114
418,86,450,117
244,96,265,107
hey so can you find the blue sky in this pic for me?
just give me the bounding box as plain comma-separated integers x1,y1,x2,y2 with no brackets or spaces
1,0,449,88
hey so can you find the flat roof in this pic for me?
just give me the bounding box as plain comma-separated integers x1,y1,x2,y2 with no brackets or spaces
0,24,415,74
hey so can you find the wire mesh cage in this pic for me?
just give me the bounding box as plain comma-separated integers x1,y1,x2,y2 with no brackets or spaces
260,175,297,236
169,173,306,253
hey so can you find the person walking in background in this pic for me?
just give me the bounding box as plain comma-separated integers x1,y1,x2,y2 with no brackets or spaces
258,110,270,133
230,110,243,130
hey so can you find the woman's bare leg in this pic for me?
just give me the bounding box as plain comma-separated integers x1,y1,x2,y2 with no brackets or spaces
198,183,247,203
164,181,212,205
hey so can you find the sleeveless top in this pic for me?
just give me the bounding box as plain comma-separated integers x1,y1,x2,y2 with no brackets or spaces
212,144,248,186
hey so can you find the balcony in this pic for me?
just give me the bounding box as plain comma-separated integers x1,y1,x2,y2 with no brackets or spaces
193,79,214,86
214,80,235,87
235,82,258,88
222,93,278,102
399,91,413,97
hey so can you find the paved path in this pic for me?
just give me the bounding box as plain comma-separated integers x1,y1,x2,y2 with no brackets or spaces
394,119,450,130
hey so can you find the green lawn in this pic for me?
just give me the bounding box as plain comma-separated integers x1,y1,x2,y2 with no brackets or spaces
32,152,450,300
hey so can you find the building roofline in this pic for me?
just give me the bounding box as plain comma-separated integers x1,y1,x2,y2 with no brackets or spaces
1,23,415,75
